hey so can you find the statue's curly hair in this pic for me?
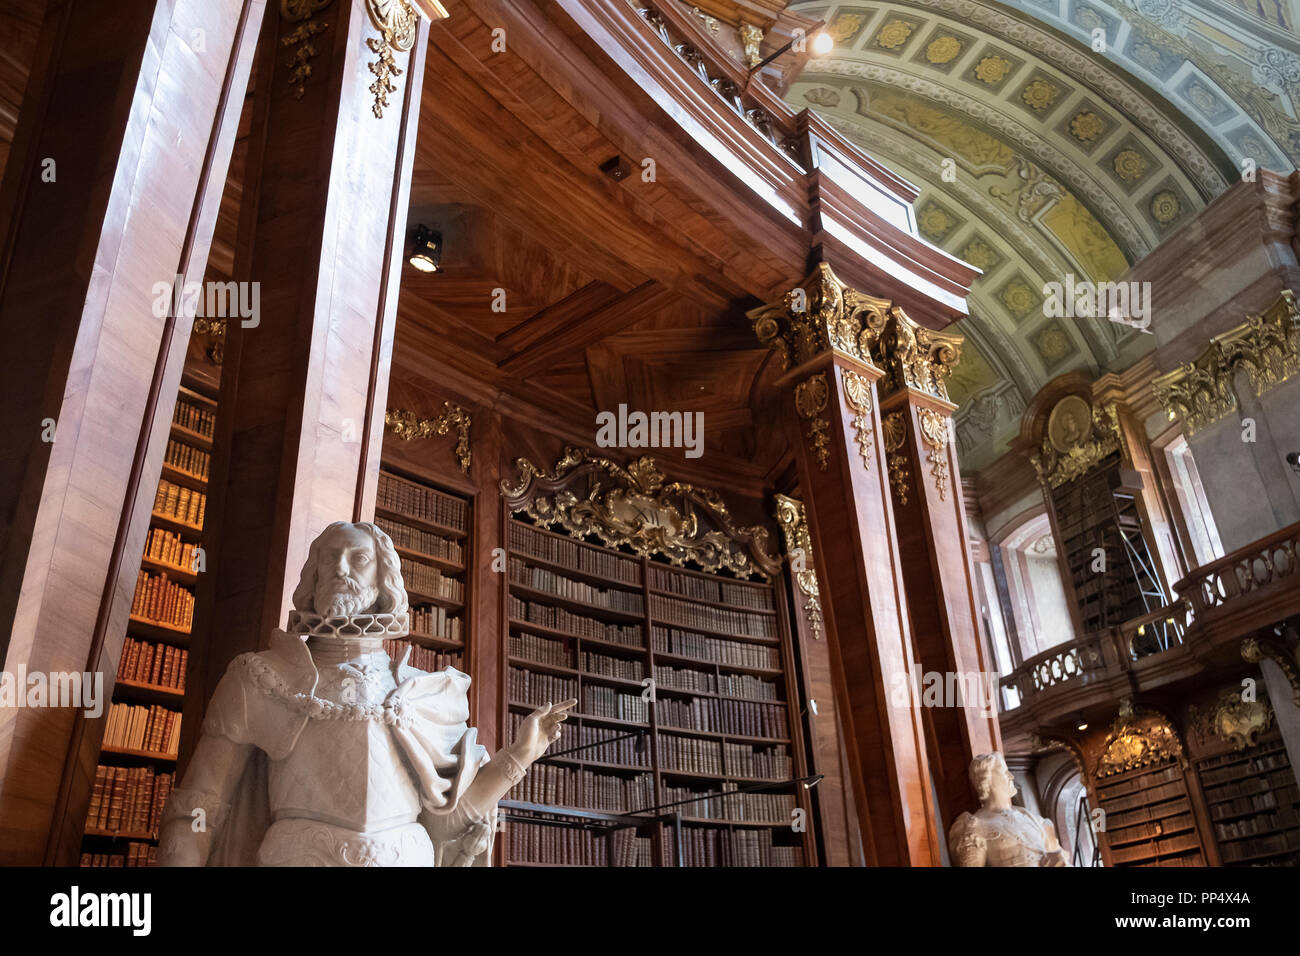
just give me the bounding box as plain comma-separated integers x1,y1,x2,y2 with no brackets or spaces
291,521,409,615
969,752,1006,803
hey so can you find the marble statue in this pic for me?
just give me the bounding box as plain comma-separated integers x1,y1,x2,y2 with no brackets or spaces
948,752,1070,867
157,521,575,866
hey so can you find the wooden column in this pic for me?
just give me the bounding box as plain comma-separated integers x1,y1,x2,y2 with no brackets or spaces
192,0,434,719
876,321,1002,830
0,0,264,864
749,265,942,866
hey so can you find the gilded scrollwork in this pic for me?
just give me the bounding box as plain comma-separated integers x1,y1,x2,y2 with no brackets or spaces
746,263,962,403
841,369,874,474
882,412,910,506
365,0,418,118
794,373,831,471
1029,398,1121,488
1153,291,1300,435
385,404,471,473
499,447,779,579
1189,688,1274,752
774,495,823,639
280,0,332,99
1094,699,1186,778
917,407,951,501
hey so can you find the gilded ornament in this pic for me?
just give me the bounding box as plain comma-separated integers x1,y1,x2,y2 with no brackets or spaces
998,278,1038,319
690,6,719,34
919,205,953,241
1030,398,1121,488
828,14,864,44
739,22,763,68
365,0,418,118
974,55,1011,84
1094,700,1185,777
876,20,914,50
774,495,824,639
959,237,999,272
747,264,962,403
917,407,951,500
1034,324,1072,363
883,412,910,506
841,369,875,474
1020,78,1060,111
1112,148,1148,182
281,0,331,19
1149,190,1181,224
1153,291,1300,434
499,447,778,578
1068,111,1104,143
795,373,832,471
1242,637,1300,707
385,404,472,472
925,36,962,64
1190,688,1273,752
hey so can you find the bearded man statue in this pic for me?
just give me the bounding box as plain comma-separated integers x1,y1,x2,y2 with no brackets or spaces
157,521,574,866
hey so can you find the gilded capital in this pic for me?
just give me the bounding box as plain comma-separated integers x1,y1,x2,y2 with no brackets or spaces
747,262,962,402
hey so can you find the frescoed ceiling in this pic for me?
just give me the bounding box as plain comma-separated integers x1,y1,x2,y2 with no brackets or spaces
787,0,1293,469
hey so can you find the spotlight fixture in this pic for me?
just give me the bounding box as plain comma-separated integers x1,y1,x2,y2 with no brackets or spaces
1288,451,1300,476
802,773,825,790
408,224,441,273
1075,712,1089,732
747,27,833,79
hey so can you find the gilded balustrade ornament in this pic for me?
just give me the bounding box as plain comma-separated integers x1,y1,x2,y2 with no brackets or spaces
1189,688,1273,752
1153,291,1300,435
1029,396,1121,488
774,495,823,639
841,369,874,474
365,0,418,118
500,447,779,579
794,373,831,471
746,263,962,403
384,404,472,473
882,412,910,506
917,407,951,501
1094,699,1185,778
739,23,764,68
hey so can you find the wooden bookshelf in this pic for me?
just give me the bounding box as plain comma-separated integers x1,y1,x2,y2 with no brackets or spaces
375,467,471,674
1196,734,1300,867
1094,759,1206,866
502,514,809,867
79,383,214,867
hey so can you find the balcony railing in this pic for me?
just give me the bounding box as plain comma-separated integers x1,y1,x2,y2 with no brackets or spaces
1175,521,1300,621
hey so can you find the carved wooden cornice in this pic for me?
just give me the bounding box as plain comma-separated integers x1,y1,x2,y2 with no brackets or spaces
1028,398,1121,489
773,494,822,639
500,447,779,579
746,262,963,403
1153,290,1300,435
385,404,471,473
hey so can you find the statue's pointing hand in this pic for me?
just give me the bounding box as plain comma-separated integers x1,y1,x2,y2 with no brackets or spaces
511,699,578,767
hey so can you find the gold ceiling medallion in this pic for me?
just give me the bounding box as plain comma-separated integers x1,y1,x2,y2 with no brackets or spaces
500,447,779,579
1190,688,1273,752
774,495,823,639
365,0,418,118
883,412,910,506
280,0,333,99
1153,291,1300,435
1094,699,1185,778
746,263,962,404
841,369,874,474
917,407,951,501
385,404,471,473
794,373,831,471
1242,637,1300,707
1029,396,1121,488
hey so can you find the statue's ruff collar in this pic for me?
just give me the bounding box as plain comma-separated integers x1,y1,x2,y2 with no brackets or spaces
285,609,410,640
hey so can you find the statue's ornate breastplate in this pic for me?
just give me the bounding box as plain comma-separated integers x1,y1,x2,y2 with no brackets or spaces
974,807,1054,867
264,649,423,832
